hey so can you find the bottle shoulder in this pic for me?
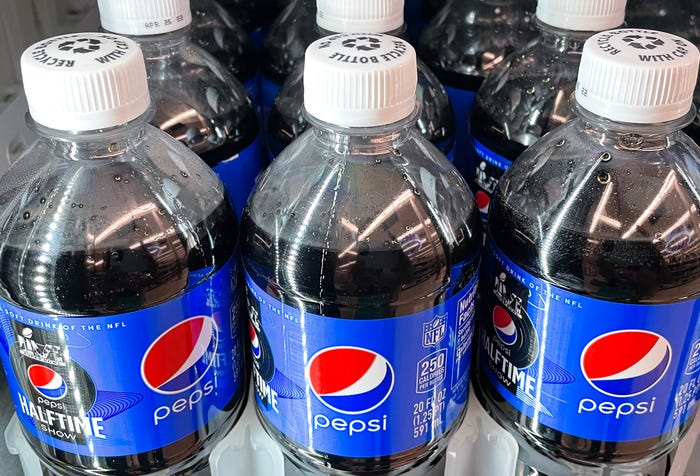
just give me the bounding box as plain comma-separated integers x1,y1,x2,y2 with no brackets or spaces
418,3,533,79
490,119,700,302
247,130,479,250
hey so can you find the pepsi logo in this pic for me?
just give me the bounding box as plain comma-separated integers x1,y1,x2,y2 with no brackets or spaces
493,306,517,346
141,316,218,395
475,191,490,214
307,347,394,415
581,331,672,398
28,364,67,400
249,322,261,360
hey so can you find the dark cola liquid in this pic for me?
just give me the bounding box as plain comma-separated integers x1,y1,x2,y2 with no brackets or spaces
467,103,528,200
241,208,480,473
475,197,699,465
0,199,245,475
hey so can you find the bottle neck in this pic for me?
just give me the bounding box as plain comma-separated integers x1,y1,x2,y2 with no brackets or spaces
572,99,697,151
27,108,155,161
112,26,192,59
308,110,418,156
316,24,407,39
535,18,614,53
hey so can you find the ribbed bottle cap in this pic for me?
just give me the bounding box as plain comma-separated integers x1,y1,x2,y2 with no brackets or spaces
316,0,404,34
536,0,627,31
576,29,700,123
20,33,150,131
304,33,417,127
98,0,192,36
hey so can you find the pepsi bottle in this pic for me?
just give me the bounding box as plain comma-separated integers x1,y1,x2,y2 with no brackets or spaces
243,33,481,474
260,0,317,125
474,28,700,466
0,33,246,475
466,0,626,221
417,0,535,182
267,0,455,161
98,0,265,218
190,0,260,105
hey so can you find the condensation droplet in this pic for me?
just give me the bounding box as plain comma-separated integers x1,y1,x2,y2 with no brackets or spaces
113,174,121,182
22,212,30,220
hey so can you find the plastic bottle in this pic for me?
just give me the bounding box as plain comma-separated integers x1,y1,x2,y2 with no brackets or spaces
260,0,317,125
190,0,259,105
0,32,246,475
417,0,535,182
242,33,481,474
474,28,700,467
266,0,454,161
98,0,265,217
467,0,626,220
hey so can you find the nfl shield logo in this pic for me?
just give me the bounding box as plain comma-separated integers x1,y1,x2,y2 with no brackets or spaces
422,313,447,347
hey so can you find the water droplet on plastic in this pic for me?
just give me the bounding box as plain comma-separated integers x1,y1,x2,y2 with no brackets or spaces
526,86,535,95
39,197,46,204
181,171,189,178
23,212,30,220
71,203,77,208
78,204,84,208
113,174,121,182
556,139,566,147
90,215,97,221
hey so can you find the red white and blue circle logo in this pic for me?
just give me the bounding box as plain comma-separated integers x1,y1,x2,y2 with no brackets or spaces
581,330,672,398
250,322,261,360
307,347,394,415
27,364,67,400
493,306,517,346
141,316,218,395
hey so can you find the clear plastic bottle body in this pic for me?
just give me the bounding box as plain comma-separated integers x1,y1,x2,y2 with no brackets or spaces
190,0,259,102
260,0,318,122
0,114,247,474
474,104,700,465
127,28,264,216
625,0,689,31
468,23,595,218
417,0,535,178
242,115,482,474
266,28,455,160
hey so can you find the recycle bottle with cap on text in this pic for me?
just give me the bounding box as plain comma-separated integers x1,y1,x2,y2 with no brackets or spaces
0,33,246,475
242,33,481,474
98,0,265,218
474,28,700,466
467,0,626,221
267,0,455,161
190,0,260,106
417,0,536,181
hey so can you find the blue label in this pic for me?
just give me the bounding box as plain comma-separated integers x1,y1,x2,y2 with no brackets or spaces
479,238,700,442
471,139,513,221
245,272,478,457
259,75,282,129
444,86,477,179
0,257,244,456
212,135,267,218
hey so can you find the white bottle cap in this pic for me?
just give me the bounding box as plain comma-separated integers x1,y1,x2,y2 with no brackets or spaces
316,0,404,34
536,0,626,31
98,0,192,36
304,33,417,127
20,33,151,131
576,29,700,123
